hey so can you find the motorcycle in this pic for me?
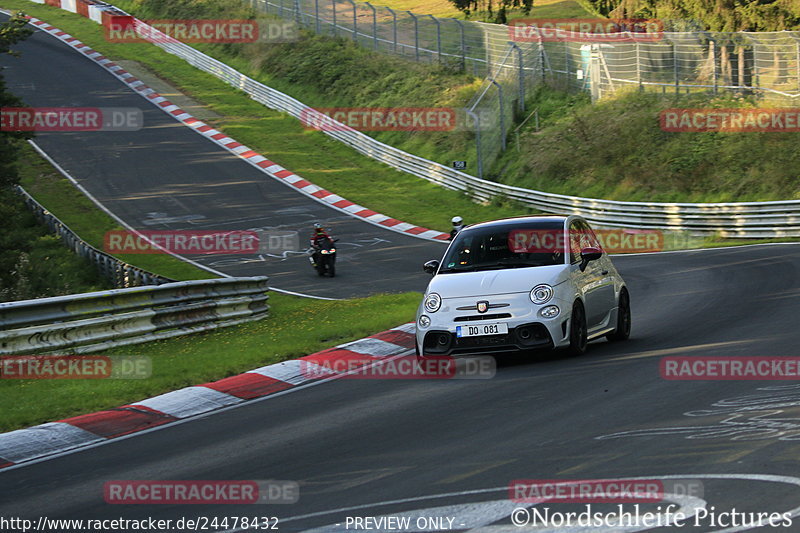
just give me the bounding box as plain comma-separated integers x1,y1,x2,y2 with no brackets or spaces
310,238,338,277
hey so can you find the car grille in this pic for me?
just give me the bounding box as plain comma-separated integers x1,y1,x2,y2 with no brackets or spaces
454,313,512,322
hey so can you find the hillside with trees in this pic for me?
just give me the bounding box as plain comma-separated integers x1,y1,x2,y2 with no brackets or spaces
584,0,800,31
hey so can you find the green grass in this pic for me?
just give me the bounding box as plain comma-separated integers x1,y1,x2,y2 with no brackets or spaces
496,87,800,202
18,143,210,281
0,144,112,301
366,0,593,20
3,0,540,232
9,0,798,213
3,141,421,432
0,291,419,432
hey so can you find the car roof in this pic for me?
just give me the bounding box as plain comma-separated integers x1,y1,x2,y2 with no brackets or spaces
463,215,573,232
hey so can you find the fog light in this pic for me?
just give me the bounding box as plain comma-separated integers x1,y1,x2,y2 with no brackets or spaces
418,315,431,328
540,305,560,318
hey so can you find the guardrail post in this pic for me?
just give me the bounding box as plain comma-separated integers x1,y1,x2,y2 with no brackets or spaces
454,19,466,71
365,2,377,50
407,11,419,61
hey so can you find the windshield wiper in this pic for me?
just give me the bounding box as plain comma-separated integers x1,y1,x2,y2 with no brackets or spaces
437,266,478,273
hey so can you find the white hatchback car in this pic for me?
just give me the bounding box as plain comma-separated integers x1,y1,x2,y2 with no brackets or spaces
415,215,630,358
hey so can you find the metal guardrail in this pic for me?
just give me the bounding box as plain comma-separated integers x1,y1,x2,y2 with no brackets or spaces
0,277,270,354
49,12,800,237
16,186,173,288
134,19,800,237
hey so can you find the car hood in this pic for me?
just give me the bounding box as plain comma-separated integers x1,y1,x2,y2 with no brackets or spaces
428,265,569,299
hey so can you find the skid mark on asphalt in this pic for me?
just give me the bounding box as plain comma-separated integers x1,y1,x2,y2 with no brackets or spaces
597,384,800,442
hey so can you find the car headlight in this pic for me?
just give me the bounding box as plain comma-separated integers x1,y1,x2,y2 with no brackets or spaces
418,315,431,328
539,305,560,318
424,292,442,313
530,284,553,304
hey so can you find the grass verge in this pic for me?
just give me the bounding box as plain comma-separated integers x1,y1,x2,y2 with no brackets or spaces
2,141,420,432
0,143,112,301
0,290,419,432
3,0,529,232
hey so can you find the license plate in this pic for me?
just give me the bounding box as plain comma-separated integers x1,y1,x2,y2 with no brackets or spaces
456,323,508,338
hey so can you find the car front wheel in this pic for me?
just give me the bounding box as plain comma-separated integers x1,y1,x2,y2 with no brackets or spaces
566,301,588,356
606,288,631,342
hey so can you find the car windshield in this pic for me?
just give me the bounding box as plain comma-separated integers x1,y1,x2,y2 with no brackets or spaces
439,220,567,273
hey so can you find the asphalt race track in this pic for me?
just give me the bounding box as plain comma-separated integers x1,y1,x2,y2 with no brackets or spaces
0,14,445,299
2,243,800,532
3,12,800,533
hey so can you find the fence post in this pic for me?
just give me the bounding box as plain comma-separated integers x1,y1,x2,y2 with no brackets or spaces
346,0,357,41
492,79,506,150
314,0,320,33
467,109,483,179
332,0,337,37
538,34,546,81
294,0,302,24
635,42,641,90
709,37,717,94
407,11,419,61
589,44,601,102
511,42,524,113
387,7,397,52
428,15,442,63
365,2,377,50
564,41,570,85
672,40,679,93
454,19,466,71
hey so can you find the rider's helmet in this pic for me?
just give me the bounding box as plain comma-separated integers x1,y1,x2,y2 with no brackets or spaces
313,222,325,234
452,216,463,226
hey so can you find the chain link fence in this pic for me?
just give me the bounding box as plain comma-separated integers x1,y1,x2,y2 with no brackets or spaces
247,0,800,176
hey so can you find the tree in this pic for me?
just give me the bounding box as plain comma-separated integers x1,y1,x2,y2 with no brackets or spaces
448,0,533,22
586,0,800,31
1,13,34,190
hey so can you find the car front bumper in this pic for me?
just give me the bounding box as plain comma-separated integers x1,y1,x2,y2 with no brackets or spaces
415,292,573,357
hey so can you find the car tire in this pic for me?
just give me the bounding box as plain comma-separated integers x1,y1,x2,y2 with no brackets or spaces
606,288,631,342
566,301,588,357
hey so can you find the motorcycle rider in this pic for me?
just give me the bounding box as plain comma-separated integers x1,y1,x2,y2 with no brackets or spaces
310,223,334,267
449,216,464,240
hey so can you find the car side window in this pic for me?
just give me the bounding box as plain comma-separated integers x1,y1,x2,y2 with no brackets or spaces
577,221,602,252
569,221,583,264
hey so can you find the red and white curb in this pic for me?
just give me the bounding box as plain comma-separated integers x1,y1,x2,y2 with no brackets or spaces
23,15,451,242
0,323,416,469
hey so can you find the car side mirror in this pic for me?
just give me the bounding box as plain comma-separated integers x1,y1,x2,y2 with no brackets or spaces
423,260,440,275
579,247,603,271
